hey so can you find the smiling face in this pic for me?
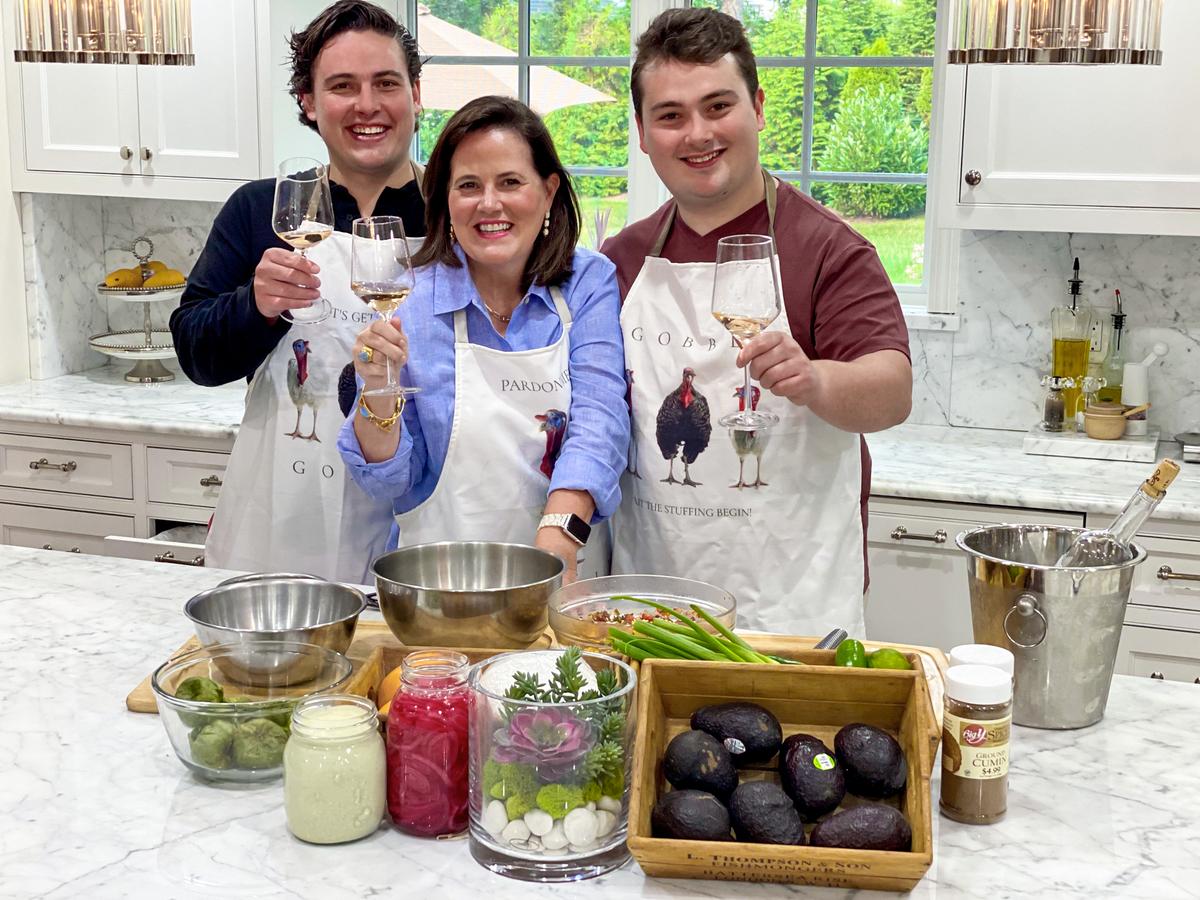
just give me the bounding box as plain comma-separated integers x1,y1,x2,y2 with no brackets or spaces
301,29,420,183
636,54,766,228
447,127,560,284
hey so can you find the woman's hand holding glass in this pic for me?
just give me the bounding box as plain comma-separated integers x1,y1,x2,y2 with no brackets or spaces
353,318,409,396
351,216,419,397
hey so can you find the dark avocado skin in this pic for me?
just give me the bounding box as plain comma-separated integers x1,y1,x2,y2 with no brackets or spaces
662,730,739,800
778,733,846,821
809,803,913,852
834,723,908,799
651,789,733,841
690,702,783,766
728,781,806,845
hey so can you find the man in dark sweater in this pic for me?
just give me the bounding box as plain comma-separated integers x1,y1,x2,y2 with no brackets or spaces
170,0,427,386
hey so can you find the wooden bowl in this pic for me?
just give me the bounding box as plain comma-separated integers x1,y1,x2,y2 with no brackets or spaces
1084,411,1126,440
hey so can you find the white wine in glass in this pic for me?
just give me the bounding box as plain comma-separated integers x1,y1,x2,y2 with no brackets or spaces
272,157,335,325
351,216,419,397
711,234,782,430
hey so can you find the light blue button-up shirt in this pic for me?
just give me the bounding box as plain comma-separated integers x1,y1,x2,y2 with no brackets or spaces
338,245,629,550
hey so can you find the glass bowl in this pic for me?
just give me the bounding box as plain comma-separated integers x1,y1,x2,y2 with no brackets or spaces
150,640,353,782
547,575,736,652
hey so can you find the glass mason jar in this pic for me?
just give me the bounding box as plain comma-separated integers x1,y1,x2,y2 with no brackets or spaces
283,693,386,844
387,649,471,837
467,649,637,882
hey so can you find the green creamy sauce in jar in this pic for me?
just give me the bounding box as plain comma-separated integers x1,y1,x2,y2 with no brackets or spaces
283,695,386,844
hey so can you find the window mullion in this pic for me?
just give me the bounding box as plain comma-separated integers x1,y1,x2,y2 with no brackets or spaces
800,0,817,195
519,0,530,105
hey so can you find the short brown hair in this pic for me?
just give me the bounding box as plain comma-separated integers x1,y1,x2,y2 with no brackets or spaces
288,0,422,133
631,7,758,119
414,96,580,289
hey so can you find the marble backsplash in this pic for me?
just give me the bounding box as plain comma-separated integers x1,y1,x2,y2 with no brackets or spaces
20,194,1200,438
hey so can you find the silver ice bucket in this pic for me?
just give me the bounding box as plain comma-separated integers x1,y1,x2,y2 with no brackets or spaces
956,524,1147,729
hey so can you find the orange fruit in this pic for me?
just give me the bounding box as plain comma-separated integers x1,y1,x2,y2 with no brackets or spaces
379,699,392,719
377,664,403,710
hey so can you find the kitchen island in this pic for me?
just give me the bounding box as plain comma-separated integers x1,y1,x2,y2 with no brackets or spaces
1,546,1197,899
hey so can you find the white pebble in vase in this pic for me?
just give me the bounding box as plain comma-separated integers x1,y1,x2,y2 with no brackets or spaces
596,795,622,814
482,800,508,838
501,819,532,844
524,808,554,837
595,809,617,838
542,821,569,850
562,807,599,847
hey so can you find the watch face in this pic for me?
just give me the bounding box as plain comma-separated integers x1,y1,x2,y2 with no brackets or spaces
566,514,591,545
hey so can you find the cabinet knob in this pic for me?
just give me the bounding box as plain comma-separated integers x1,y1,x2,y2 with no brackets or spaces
964,169,983,186
41,543,53,550
68,547,80,553
140,146,152,162
119,145,133,160
199,475,223,488
890,525,948,544
1150,672,1165,680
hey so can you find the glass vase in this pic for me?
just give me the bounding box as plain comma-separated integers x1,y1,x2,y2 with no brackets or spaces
467,649,637,882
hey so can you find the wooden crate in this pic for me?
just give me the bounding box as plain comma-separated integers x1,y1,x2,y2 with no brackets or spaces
627,658,934,892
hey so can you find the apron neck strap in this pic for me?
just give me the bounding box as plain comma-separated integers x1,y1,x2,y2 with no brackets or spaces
453,307,469,343
650,167,779,257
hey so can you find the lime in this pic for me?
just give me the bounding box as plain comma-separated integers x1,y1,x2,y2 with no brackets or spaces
834,639,867,667
867,647,914,670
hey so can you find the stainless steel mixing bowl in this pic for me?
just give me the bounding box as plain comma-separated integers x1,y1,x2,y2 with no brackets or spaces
371,541,565,648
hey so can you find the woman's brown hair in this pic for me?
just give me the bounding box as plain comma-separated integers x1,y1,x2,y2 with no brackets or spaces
413,96,580,288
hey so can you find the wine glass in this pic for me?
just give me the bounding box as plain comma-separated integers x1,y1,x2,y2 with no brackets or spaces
351,216,419,398
272,157,335,325
711,234,782,430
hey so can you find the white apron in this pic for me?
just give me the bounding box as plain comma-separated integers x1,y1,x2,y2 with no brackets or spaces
206,232,418,583
612,172,865,636
394,287,611,579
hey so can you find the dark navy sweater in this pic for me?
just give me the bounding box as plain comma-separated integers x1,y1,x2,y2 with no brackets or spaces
169,177,425,386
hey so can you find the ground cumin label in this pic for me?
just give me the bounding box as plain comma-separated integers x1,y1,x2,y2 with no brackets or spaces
939,664,1012,825
942,711,1010,779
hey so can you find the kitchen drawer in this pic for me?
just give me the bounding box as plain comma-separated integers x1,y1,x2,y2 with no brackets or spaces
1115,624,1200,684
103,535,206,567
867,498,1085,551
146,447,229,508
0,433,133,499
0,502,134,556
1124,535,1200,614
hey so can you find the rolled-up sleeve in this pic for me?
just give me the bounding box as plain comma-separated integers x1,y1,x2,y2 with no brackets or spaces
336,397,425,505
548,251,630,520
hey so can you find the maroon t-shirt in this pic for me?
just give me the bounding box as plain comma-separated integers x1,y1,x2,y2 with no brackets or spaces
601,181,911,589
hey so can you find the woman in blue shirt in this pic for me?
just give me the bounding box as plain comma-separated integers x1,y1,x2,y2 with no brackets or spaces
338,96,629,580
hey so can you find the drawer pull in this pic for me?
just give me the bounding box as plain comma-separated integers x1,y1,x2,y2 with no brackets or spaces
154,551,205,567
41,544,81,553
29,457,77,473
1150,672,1165,680
890,525,948,544
1157,565,1200,583
199,475,223,488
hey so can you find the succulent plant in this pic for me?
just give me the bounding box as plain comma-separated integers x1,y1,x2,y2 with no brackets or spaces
493,708,593,781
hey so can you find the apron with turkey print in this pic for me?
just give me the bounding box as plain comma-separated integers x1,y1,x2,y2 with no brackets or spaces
393,287,611,580
612,171,865,636
206,231,417,583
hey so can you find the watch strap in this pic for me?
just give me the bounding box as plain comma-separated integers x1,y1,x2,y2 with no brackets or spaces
538,513,590,546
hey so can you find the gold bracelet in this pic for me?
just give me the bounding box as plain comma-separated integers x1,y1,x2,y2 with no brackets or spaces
357,392,405,431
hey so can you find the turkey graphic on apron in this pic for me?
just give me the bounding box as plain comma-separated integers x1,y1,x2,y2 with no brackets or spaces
207,197,425,583
612,171,865,636
393,287,611,579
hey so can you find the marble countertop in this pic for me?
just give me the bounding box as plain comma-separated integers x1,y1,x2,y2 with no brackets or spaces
0,362,245,439
869,423,1200,521
1,545,1197,899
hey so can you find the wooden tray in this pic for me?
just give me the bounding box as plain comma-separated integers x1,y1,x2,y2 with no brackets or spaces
627,658,934,891
126,620,551,714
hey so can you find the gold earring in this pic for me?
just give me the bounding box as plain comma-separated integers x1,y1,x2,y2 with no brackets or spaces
449,224,456,243
542,211,550,237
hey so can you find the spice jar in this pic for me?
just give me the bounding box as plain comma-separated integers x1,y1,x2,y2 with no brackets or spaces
387,649,471,837
284,694,386,844
948,644,1015,681
939,664,1011,825
1040,375,1074,433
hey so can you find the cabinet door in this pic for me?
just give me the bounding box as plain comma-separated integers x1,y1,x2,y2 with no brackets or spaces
1115,625,1200,685
865,498,1084,652
134,0,260,180
950,0,1200,226
20,64,139,174
0,502,135,556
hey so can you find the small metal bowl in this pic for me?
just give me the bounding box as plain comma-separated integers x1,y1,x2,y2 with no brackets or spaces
548,574,737,651
184,575,366,684
372,541,565,649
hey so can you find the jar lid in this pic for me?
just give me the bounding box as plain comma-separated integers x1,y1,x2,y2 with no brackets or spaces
949,644,1015,677
946,664,1012,705
1086,401,1125,416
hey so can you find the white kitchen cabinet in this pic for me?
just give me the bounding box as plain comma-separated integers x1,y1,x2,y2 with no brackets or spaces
1115,619,1200,685
7,0,262,196
936,0,1200,236
865,497,1085,652
0,502,134,555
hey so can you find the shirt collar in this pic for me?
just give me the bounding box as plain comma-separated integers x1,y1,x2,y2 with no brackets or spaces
431,243,557,316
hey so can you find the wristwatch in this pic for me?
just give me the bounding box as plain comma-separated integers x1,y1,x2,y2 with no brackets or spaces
538,513,591,547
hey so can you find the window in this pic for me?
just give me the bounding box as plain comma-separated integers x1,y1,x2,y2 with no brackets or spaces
404,0,634,249
689,0,937,298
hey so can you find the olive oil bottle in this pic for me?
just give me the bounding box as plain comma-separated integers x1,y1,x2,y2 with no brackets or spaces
1050,258,1092,420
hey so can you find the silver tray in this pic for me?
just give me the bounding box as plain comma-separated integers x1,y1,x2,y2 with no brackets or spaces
89,329,176,359
96,283,186,303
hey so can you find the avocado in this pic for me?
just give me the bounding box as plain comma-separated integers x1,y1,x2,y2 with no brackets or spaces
728,781,806,845
778,733,846,821
651,789,733,841
662,729,739,800
809,803,912,852
834,723,907,799
690,702,783,766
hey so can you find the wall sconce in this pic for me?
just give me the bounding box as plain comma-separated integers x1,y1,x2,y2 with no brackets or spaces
14,0,193,65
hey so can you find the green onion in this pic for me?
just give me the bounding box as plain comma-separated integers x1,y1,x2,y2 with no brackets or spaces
631,621,726,661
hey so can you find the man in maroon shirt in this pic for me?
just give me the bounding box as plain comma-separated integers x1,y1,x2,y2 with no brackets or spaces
601,7,911,635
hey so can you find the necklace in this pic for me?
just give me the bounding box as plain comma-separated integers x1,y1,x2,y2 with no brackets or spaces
483,302,512,323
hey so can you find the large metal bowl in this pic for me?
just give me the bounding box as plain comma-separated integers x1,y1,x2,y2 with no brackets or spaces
184,575,366,683
372,541,565,648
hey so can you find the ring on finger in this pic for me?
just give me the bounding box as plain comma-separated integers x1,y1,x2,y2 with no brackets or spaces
358,346,374,364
